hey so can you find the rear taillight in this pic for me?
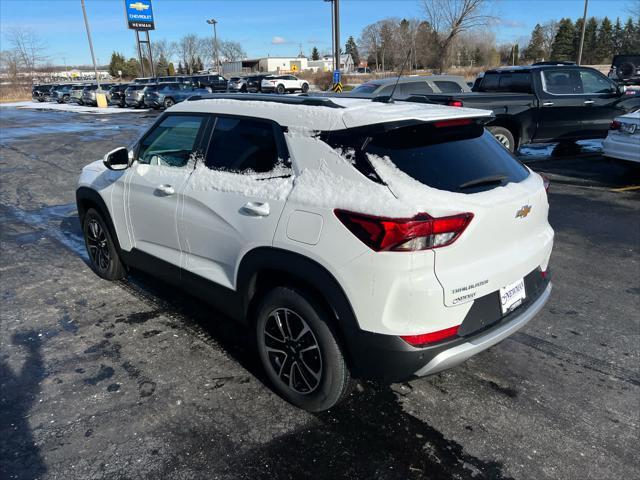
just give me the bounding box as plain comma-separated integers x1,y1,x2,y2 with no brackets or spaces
447,100,464,107
334,210,473,252
401,325,460,346
434,118,473,128
610,120,621,130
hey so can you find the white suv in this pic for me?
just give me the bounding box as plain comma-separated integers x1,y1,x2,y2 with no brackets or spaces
76,94,553,411
261,75,309,94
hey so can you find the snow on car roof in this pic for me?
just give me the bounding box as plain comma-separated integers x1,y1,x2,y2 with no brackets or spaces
171,95,492,131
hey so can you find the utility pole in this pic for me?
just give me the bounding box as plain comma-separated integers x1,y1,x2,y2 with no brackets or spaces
207,19,220,72
577,0,588,65
333,0,340,76
80,0,100,89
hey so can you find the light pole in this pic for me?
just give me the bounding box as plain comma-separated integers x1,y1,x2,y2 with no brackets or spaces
80,0,100,89
577,0,589,65
207,18,220,73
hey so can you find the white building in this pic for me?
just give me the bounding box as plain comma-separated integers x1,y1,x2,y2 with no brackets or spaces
258,57,309,74
308,54,354,73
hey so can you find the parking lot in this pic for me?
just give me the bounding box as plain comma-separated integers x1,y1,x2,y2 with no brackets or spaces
0,105,638,479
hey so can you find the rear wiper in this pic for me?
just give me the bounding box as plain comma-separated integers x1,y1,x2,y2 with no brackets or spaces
459,174,507,189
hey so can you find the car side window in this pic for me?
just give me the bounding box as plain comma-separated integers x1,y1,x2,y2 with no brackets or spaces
204,117,282,173
137,115,206,168
578,69,615,94
543,70,579,94
433,80,463,93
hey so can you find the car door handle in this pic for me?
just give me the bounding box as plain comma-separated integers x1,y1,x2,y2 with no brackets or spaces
583,100,595,105
241,202,270,217
156,184,175,196
542,102,554,106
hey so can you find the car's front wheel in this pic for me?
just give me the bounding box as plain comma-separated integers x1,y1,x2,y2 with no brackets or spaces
83,208,126,281
255,286,354,411
163,97,175,109
276,84,285,94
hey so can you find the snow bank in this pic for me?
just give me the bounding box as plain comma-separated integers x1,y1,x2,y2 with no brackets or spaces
14,101,149,114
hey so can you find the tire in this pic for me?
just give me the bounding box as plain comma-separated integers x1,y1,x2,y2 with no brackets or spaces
163,97,175,109
255,286,354,412
78,100,84,106
63,95,70,104
276,84,285,94
301,83,309,93
82,208,126,281
487,126,516,152
620,62,635,79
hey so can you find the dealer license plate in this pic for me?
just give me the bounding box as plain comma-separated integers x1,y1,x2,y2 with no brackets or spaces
621,123,637,134
500,278,526,315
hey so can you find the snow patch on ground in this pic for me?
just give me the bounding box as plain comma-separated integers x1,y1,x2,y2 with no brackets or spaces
12,101,149,114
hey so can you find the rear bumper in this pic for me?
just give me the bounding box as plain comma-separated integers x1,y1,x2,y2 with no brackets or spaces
344,277,552,383
603,133,640,163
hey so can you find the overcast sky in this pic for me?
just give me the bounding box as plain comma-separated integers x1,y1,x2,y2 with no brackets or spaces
0,0,635,66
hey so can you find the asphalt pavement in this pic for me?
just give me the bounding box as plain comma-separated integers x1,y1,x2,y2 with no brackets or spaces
0,106,638,480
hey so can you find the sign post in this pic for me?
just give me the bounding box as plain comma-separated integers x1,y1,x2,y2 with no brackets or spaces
332,70,342,93
124,0,156,78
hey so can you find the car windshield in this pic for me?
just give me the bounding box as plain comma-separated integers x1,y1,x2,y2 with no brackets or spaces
351,83,380,94
322,121,529,194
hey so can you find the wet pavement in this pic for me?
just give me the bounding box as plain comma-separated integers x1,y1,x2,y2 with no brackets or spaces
0,107,638,480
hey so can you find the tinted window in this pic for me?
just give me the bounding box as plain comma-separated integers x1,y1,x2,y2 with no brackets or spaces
324,123,529,193
433,80,464,93
479,73,532,93
543,70,578,94
399,81,434,96
138,115,205,167
351,83,379,94
578,69,615,94
205,117,280,173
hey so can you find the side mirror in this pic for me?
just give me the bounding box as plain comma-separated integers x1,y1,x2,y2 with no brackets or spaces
103,147,129,170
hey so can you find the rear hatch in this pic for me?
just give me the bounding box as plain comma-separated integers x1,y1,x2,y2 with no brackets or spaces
359,119,552,307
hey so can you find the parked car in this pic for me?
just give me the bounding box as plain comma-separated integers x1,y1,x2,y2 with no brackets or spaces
602,111,640,163
143,82,209,109
80,84,113,106
355,67,371,74
189,74,228,92
42,84,60,102
125,84,154,108
108,84,130,107
608,54,640,86
227,76,248,92
133,77,155,84
410,64,640,152
76,94,553,411
349,75,470,98
52,84,76,103
31,84,49,102
69,84,88,104
261,75,310,94
245,74,270,93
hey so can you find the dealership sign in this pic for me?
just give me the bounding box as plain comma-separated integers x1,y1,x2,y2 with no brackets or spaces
125,0,155,30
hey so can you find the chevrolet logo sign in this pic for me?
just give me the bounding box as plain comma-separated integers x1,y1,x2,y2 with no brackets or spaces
515,205,532,218
130,2,149,11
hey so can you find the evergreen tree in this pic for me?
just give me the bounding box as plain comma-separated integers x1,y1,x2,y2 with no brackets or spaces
168,62,175,76
524,24,545,62
156,53,169,76
612,17,624,54
311,47,320,61
345,36,360,66
108,52,127,78
184,61,191,74
572,18,584,61
177,61,184,75
195,56,204,72
125,58,140,78
551,18,575,61
582,17,599,64
596,17,614,64
621,18,636,53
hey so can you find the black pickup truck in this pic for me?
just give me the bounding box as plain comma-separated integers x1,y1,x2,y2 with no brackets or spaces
412,64,640,152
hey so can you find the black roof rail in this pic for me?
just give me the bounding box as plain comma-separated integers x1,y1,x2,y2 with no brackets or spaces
532,61,577,66
186,93,345,108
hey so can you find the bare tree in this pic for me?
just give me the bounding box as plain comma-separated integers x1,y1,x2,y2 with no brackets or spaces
177,34,202,74
151,39,176,65
359,23,381,70
4,27,48,73
422,0,492,71
219,40,246,62
0,49,20,80
540,20,559,61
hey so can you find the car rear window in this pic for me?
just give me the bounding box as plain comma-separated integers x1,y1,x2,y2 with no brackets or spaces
433,80,464,93
322,122,529,194
479,72,532,93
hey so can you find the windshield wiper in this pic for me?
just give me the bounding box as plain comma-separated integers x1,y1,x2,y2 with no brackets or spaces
459,174,507,189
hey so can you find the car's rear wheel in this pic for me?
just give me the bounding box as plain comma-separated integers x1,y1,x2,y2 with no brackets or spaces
63,95,70,103
255,286,354,412
301,83,309,93
276,84,285,94
487,126,516,152
163,97,175,109
83,208,126,281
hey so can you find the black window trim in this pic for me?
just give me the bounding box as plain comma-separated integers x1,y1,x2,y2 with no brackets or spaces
540,67,616,96
198,113,291,175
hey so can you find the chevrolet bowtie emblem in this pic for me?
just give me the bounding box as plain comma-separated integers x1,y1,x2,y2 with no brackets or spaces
515,205,532,218
130,2,149,11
